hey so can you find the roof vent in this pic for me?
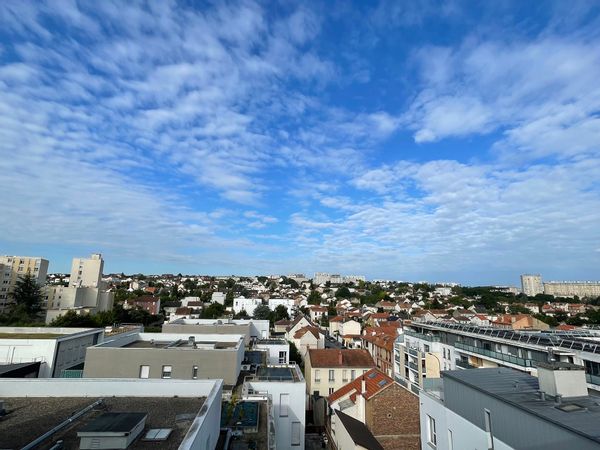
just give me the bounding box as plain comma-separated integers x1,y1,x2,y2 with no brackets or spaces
143,428,172,441
537,362,588,399
78,412,147,449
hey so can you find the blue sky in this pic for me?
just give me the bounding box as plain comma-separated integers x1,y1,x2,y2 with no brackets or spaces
1,1,600,285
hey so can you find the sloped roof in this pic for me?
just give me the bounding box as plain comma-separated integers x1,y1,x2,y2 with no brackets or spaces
328,368,393,403
294,326,321,340
308,349,374,368
335,410,384,450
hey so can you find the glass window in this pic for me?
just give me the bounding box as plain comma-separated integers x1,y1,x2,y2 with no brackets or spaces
315,369,320,382
162,365,172,379
329,369,335,381
279,351,287,364
329,387,334,394
291,421,301,446
427,415,436,447
342,370,348,381
139,365,150,379
280,393,289,417
192,365,198,379
351,369,356,379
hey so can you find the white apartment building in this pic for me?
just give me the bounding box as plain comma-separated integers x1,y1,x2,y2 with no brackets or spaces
521,274,543,296
243,364,306,450
0,255,49,312
233,296,262,316
0,326,103,377
313,273,366,285
397,321,600,393
254,338,290,365
211,291,226,304
268,298,296,316
544,281,600,298
420,365,600,450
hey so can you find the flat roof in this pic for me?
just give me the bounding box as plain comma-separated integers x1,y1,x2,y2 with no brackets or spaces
123,339,238,349
0,332,65,339
247,365,303,382
444,368,600,443
0,397,205,450
0,327,102,340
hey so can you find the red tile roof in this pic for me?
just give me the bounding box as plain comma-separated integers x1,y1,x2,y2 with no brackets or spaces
328,368,394,403
308,349,375,368
294,326,321,340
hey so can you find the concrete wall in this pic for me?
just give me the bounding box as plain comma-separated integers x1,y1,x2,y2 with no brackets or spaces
246,378,306,449
0,328,102,377
170,319,270,340
163,323,252,345
83,335,244,385
331,411,361,450
255,342,290,364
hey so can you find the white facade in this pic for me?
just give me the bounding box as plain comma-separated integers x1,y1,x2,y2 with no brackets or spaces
233,296,262,316
255,339,290,364
244,364,306,450
419,388,513,450
544,281,600,298
520,274,543,296
211,292,226,304
268,298,295,316
0,327,103,377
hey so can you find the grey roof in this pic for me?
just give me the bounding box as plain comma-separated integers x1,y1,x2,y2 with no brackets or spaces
0,397,204,450
335,410,385,450
444,368,600,443
0,361,40,376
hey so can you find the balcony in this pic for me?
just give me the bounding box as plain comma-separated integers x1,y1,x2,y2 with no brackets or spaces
404,329,441,342
408,347,419,357
408,361,419,372
455,359,478,369
455,342,534,367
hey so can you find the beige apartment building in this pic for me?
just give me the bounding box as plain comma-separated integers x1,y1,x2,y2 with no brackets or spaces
45,253,114,323
305,349,375,398
0,256,49,313
543,281,600,298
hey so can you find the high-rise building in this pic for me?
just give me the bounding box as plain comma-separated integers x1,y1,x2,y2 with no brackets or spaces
520,274,543,296
69,253,103,288
0,255,49,313
45,253,114,323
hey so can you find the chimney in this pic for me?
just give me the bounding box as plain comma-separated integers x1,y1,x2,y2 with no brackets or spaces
361,378,366,395
537,361,588,399
338,351,343,365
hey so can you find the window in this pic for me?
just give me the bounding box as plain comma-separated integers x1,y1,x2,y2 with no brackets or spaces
280,393,289,417
291,421,301,446
351,369,356,379
192,365,198,379
139,365,150,379
342,369,348,382
426,415,436,447
162,365,172,379
313,390,320,397
448,429,454,450
315,370,321,382
484,409,494,449
279,351,287,364
329,370,335,382
329,387,334,394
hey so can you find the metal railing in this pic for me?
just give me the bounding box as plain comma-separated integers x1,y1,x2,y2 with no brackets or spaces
408,347,419,357
455,342,534,367
455,359,477,369
60,369,83,378
414,322,600,355
586,373,600,385
404,329,441,342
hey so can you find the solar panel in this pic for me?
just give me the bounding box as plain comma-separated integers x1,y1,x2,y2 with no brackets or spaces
378,380,387,386
368,372,377,379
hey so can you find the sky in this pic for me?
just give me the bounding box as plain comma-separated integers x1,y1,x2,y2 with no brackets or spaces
1,0,600,285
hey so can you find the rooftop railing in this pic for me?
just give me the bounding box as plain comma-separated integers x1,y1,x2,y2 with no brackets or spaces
455,342,534,367
404,329,441,342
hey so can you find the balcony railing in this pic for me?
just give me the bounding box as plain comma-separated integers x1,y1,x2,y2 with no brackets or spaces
408,361,419,372
60,369,83,378
408,347,419,357
455,359,478,369
455,342,534,367
404,329,441,342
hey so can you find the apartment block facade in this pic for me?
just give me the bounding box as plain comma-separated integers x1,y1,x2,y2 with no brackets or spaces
0,256,49,312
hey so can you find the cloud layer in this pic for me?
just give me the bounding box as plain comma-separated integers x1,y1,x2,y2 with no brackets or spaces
0,1,599,284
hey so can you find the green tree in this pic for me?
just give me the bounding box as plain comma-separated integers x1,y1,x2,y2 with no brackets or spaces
253,304,272,320
10,273,44,318
272,305,290,323
335,286,351,298
225,291,234,306
202,302,225,319
308,291,321,305
288,341,303,368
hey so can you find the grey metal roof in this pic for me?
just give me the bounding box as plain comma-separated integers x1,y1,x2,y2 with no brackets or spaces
78,412,147,433
444,368,600,443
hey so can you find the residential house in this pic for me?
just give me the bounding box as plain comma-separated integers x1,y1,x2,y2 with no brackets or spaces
292,326,325,359
308,305,328,323
339,319,362,348
124,295,161,315
328,369,421,450
305,349,375,399
492,314,550,330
